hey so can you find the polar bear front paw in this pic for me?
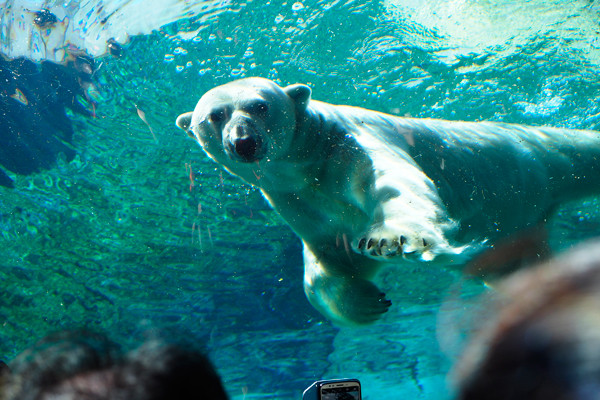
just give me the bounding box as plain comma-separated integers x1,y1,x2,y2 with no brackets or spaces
354,231,431,260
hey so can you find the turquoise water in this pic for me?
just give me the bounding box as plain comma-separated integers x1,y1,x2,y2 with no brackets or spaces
2,1,600,399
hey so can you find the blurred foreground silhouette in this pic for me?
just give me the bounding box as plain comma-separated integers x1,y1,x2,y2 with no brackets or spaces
0,330,228,400
454,239,600,400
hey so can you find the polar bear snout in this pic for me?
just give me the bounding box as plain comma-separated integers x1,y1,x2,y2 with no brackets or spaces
230,135,260,162
223,122,264,163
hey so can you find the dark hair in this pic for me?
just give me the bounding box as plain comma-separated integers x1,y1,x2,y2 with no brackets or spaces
0,330,228,400
116,340,229,400
454,240,600,400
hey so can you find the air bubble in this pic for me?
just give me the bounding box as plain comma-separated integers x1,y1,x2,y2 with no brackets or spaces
174,47,188,55
193,36,202,42
176,65,184,72
243,49,254,58
292,2,304,11
208,33,216,41
274,14,284,24
164,54,175,62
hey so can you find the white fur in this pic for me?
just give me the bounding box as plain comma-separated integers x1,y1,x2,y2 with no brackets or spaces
177,77,600,325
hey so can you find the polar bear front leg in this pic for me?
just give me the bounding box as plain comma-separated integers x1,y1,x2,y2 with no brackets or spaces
302,243,391,325
352,167,468,264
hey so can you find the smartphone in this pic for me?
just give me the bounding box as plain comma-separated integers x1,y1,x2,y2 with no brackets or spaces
303,378,361,400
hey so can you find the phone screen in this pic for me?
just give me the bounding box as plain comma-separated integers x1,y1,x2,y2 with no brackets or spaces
319,382,361,400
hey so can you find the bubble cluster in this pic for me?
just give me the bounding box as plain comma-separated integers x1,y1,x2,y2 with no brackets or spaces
173,47,188,55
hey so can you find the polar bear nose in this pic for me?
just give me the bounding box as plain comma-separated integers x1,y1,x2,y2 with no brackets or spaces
232,136,258,162
224,121,264,162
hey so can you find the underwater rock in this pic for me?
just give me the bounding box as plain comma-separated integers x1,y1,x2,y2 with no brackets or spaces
0,56,96,188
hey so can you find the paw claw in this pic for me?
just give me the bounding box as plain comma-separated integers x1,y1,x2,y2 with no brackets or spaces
354,232,434,260
358,237,366,250
367,238,375,249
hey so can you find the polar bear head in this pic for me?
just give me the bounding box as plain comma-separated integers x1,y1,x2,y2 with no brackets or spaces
176,77,312,186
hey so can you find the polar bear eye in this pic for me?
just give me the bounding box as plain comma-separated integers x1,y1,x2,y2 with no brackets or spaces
208,109,226,124
246,101,269,116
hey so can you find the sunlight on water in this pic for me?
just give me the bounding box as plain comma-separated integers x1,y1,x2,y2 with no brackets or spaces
384,0,600,64
0,0,229,61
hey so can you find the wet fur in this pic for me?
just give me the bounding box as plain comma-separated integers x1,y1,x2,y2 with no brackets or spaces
178,77,600,325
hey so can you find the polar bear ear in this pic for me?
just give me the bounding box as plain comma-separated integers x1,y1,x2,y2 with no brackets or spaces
283,83,312,111
176,112,195,138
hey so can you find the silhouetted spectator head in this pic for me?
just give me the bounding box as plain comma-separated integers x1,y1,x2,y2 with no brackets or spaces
453,239,600,400
0,330,228,400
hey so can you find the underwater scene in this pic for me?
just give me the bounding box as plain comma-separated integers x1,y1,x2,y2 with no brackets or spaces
3,0,600,399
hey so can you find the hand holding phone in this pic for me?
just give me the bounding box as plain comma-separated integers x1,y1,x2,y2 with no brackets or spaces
302,378,361,400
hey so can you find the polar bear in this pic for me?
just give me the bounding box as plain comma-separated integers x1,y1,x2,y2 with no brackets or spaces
176,77,600,325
